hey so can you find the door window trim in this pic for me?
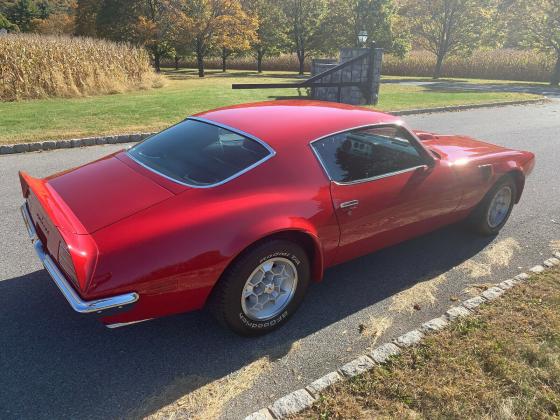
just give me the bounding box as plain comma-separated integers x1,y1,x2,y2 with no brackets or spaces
309,122,435,185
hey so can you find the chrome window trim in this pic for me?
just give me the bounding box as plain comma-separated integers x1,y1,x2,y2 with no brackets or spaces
21,204,138,314
127,116,276,189
309,121,434,185
334,165,428,185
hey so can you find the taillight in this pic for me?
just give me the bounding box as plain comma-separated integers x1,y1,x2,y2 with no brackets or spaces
58,241,79,288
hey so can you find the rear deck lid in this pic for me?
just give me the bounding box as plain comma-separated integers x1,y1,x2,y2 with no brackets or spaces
44,155,174,233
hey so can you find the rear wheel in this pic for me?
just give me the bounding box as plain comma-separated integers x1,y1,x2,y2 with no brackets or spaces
209,239,310,336
469,175,516,236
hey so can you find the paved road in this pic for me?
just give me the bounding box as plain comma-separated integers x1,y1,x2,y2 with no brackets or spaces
1,101,559,420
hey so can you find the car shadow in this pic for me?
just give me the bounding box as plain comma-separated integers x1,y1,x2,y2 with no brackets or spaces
0,224,493,420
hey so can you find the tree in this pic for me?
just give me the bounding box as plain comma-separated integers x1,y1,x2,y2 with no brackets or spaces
178,0,253,77
0,12,20,31
321,0,410,57
214,1,256,72
243,0,288,72
135,0,187,72
75,0,100,37
512,0,560,86
403,0,495,78
6,0,38,32
95,0,142,43
30,0,77,35
282,0,328,75
31,11,75,34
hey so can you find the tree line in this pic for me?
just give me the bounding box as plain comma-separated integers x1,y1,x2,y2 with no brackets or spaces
1,0,560,85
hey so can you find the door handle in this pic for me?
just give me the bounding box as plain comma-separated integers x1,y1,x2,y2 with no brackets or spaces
340,200,359,209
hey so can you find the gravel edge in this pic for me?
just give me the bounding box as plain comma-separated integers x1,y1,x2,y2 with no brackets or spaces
0,98,547,156
244,252,560,420
0,132,157,156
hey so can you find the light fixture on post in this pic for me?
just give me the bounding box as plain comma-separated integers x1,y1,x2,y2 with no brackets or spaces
358,30,368,48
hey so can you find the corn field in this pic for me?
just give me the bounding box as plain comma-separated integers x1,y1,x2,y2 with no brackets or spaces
0,34,163,101
383,49,553,83
168,49,553,83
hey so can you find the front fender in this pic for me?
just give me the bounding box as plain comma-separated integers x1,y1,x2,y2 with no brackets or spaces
453,150,534,211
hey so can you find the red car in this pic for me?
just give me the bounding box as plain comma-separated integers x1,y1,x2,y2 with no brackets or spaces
19,101,534,335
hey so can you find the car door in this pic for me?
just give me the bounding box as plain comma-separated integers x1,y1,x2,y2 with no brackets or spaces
311,124,462,264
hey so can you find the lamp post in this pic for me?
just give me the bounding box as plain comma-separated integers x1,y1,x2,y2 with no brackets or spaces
358,31,368,48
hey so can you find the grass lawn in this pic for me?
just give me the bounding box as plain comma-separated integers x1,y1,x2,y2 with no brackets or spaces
295,268,560,419
0,69,542,145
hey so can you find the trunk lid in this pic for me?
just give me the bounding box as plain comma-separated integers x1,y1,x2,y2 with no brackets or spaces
43,154,174,234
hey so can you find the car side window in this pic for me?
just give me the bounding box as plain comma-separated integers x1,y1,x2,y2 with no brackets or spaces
312,125,425,183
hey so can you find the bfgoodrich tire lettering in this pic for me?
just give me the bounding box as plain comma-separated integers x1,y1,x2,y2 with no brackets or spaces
209,239,310,336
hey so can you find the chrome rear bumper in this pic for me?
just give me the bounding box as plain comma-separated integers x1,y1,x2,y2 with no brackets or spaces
20,203,139,314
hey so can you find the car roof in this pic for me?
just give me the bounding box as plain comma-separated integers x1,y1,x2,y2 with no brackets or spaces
193,100,402,152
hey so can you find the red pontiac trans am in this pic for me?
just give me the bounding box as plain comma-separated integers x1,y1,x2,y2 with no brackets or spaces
19,101,535,335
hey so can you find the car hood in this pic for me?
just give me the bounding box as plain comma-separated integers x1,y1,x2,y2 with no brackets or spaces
46,154,174,233
418,133,508,162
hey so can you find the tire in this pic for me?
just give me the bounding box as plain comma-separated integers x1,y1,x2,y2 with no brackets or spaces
208,239,310,336
468,175,517,236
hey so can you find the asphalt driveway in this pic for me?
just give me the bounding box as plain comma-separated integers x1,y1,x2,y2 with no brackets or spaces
1,100,559,419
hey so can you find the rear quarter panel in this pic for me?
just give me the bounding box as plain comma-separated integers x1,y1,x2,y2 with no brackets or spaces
94,144,339,324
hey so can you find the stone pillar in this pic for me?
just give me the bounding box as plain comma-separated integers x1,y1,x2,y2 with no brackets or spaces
310,47,383,105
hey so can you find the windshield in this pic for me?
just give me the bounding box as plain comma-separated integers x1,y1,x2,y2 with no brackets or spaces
128,119,273,187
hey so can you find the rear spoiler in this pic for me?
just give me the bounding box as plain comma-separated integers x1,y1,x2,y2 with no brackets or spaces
19,171,87,235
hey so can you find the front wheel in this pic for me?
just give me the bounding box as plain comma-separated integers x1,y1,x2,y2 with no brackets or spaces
209,240,310,336
469,176,517,236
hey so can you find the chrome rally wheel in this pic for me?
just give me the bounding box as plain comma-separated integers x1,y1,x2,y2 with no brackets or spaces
241,258,298,321
469,175,517,236
487,185,513,228
208,239,310,336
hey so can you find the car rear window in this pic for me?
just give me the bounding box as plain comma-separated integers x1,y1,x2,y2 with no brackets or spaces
128,119,273,187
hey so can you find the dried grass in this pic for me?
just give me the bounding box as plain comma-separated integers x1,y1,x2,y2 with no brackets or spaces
0,33,163,101
389,274,447,314
135,340,303,419
457,237,520,279
296,268,560,419
137,357,270,420
360,316,393,347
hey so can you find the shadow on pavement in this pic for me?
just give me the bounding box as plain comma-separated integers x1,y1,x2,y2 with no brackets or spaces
0,224,493,420
383,78,560,99
161,69,307,81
